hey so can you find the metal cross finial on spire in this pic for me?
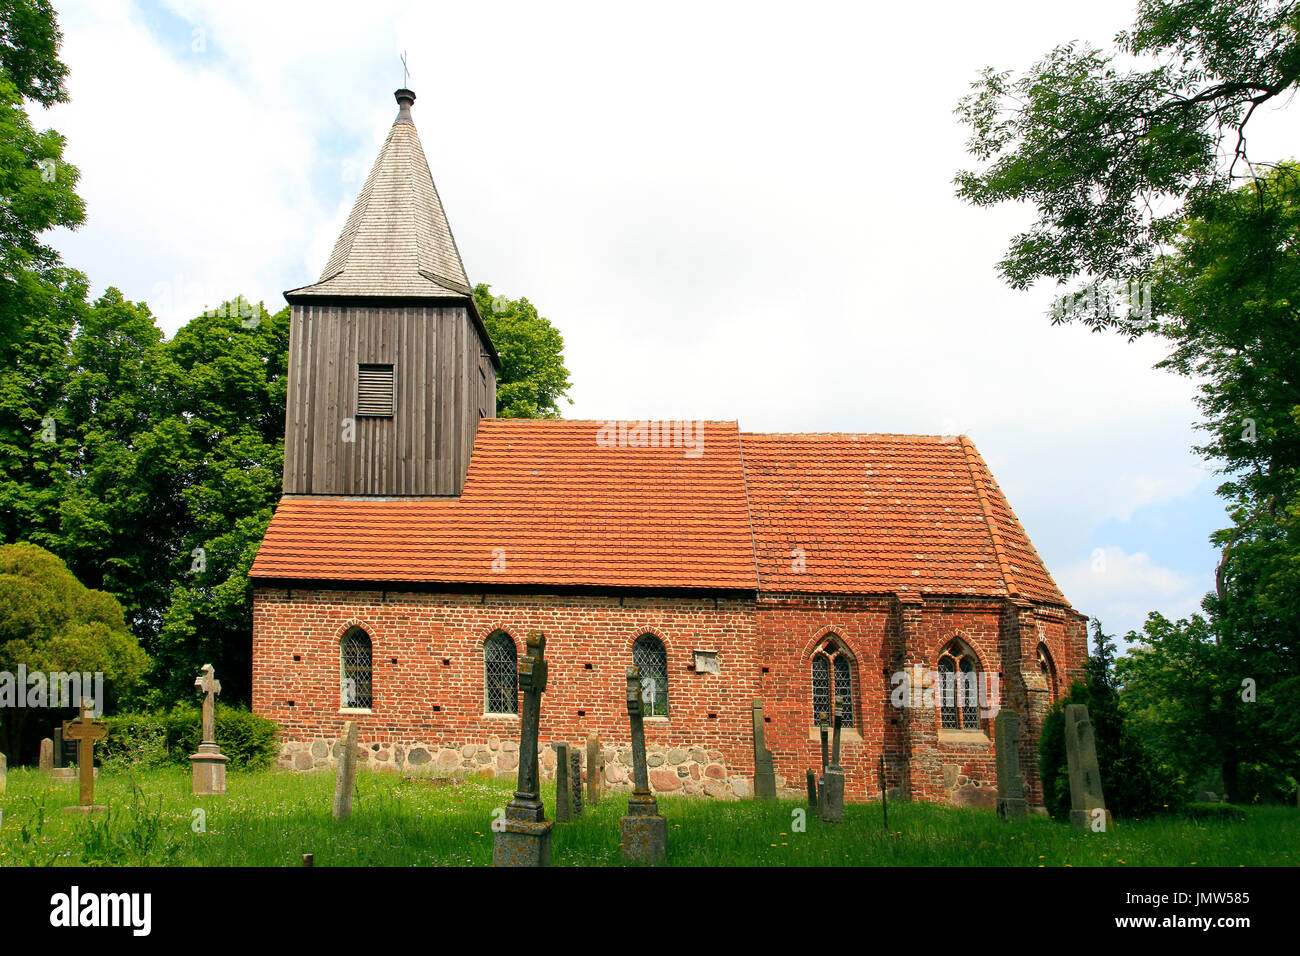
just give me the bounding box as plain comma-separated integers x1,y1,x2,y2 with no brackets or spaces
401,50,409,88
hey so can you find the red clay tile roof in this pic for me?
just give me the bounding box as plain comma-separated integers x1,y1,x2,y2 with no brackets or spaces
250,419,1071,607
250,419,759,590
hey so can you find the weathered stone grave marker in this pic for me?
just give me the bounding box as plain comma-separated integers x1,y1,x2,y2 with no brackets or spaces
1064,704,1110,830
0,752,6,797
38,737,53,774
752,698,777,800
819,712,845,823
553,741,571,822
191,663,229,796
586,732,603,805
995,709,1027,820
621,666,667,864
332,720,359,820
493,631,554,867
568,749,583,817
806,769,817,808
61,699,107,815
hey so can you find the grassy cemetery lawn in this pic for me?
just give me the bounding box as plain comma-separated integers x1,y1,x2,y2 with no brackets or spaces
0,766,1293,867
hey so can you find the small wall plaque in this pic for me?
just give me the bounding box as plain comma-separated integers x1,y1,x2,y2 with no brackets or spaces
693,650,720,674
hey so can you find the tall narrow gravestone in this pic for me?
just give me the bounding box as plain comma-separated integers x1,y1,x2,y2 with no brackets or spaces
38,738,53,774
995,710,1027,820
752,698,776,800
0,752,6,797
806,769,818,808
819,713,845,823
621,667,667,864
568,749,583,817
494,632,554,867
332,721,359,820
61,699,108,815
1064,704,1110,830
553,742,571,822
586,733,604,805
191,663,229,796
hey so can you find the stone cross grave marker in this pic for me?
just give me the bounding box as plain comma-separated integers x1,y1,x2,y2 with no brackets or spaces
751,698,777,800
1064,704,1110,830
191,663,229,796
39,737,53,774
569,749,583,817
553,741,571,822
586,732,603,805
819,712,845,823
332,720,359,820
995,709,1027,820
493,631,554,867
621,666,667,864
61,699,108,815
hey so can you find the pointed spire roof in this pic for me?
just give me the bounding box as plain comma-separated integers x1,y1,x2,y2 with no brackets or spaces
286,89,474,300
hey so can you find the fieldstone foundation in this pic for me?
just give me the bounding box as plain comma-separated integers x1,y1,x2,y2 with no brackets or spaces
278,734,754,800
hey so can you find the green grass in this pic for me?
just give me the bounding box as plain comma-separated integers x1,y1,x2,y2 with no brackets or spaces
0,766,1293,866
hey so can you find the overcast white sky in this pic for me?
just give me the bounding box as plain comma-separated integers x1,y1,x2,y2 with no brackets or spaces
42,0,1299,642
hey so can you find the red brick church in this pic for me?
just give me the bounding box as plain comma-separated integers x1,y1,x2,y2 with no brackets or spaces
250,89,1088,806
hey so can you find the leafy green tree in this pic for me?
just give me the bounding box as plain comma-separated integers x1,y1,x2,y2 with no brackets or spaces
1039,619,1181,819
955,0,1300,321
0,0,70,107
474,283,573,418
146,298,288,705
0,541,149,759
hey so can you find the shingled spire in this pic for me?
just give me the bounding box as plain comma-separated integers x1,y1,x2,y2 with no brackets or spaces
286,88,474,300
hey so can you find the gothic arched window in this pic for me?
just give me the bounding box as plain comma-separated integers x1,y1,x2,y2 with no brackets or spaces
484,632,518,714
937,639,982,730
340,627,373,709
811,635,855,727
1038,642,1058,702
632,634,669,717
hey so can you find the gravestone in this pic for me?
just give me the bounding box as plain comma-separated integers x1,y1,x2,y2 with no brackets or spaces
61,699,108,815
806,769,817,808
53,727,65,767
1064,704,1110,829
0,752,6,797
751,698,776,800
553,742,571,822
494,631,554,867
569,749,583,817
819,714,845,823
39,738,53,774
621,666,667,864
995,709,1027,820
332,720,359,820
586,733,603,805
191,663,229,796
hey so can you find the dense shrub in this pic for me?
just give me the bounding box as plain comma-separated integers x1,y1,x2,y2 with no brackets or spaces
1039,677,1183,820
100,704,279,770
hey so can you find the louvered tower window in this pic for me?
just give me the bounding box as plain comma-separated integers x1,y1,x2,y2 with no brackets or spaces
357,363,395,416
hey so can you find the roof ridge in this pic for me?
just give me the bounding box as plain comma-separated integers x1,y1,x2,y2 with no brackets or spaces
957,436,1021,601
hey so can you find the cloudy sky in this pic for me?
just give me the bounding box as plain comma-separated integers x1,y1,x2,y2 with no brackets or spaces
43,0,1298,641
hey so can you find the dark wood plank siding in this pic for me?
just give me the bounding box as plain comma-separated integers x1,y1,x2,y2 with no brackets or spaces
282,302,496,496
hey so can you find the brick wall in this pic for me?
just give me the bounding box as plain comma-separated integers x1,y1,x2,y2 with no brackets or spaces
252,586,1088,804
